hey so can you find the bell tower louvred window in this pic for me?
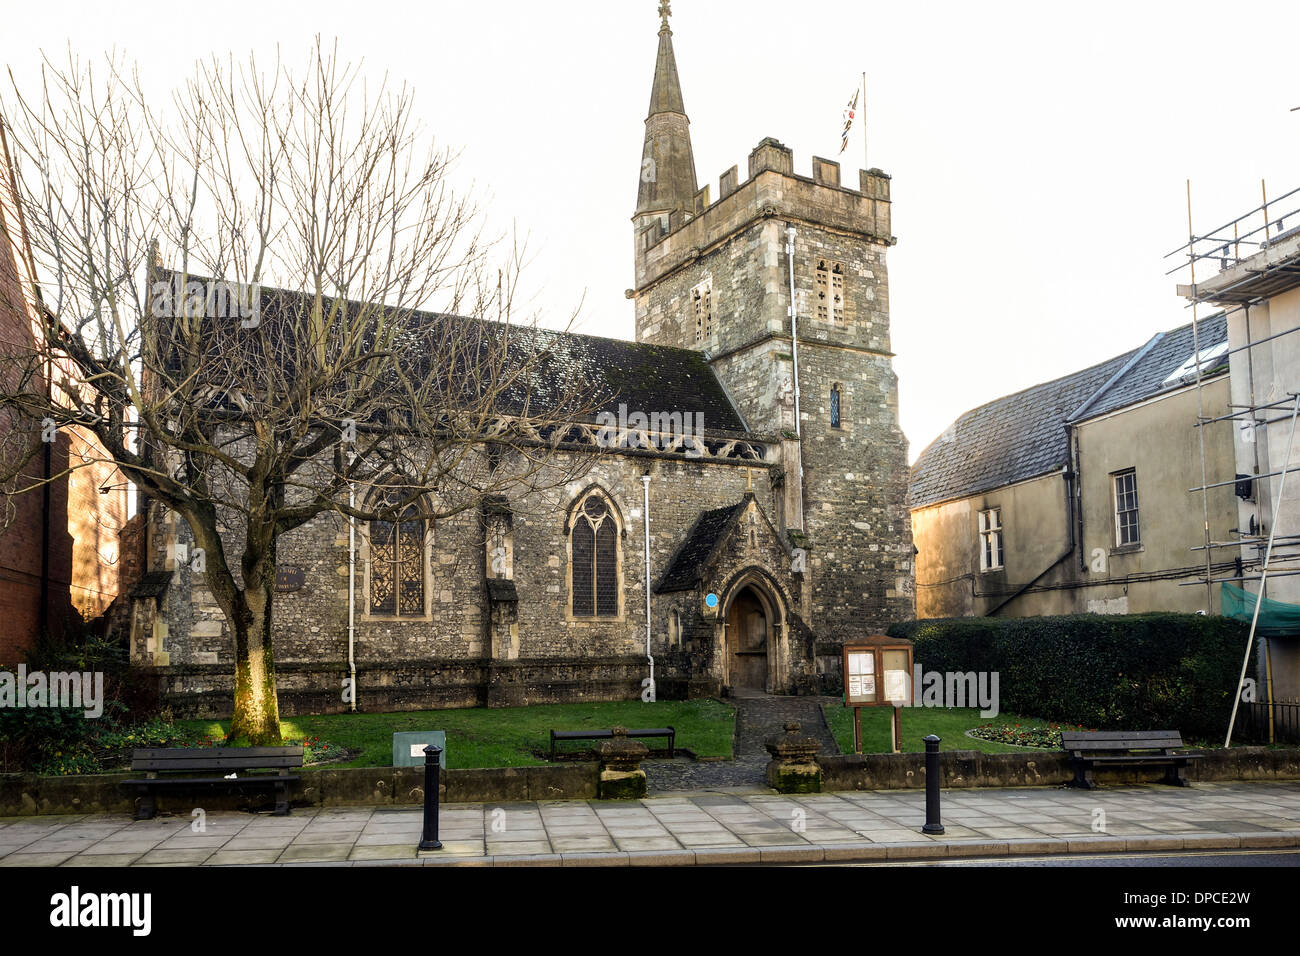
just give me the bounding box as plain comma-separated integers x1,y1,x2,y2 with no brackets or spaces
815,259,845,323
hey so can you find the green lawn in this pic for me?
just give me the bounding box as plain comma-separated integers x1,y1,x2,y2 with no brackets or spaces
822,705,1057,755
177,698,736,770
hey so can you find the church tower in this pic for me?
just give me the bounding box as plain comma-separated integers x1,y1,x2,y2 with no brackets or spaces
630,4,915,642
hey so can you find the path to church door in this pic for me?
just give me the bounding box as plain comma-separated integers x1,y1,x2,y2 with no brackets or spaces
727,586,769,692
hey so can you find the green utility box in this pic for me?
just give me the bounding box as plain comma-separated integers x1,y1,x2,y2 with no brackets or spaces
392,731,447,768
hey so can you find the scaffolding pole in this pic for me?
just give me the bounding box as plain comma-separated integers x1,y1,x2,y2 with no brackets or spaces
1224,393,1300,748
1186,181,1214,613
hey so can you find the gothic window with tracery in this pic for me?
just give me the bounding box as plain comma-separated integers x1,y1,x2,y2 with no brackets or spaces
571,492,620,617
369,495,426,617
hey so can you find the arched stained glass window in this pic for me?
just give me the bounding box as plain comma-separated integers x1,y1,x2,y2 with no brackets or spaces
369,496,426,617
571,492,620,618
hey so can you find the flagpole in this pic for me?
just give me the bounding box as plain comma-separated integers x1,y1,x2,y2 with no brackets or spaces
862,71,868,171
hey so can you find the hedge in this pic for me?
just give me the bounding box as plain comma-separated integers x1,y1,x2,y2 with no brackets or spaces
886,614,1252,742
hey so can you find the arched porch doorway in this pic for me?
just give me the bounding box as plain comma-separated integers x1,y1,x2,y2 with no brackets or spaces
726,586,769,692
720,571,786,694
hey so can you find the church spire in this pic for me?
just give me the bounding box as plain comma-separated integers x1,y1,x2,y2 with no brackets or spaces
635,1,698,226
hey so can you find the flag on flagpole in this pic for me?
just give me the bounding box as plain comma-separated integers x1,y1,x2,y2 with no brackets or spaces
840,89,859,154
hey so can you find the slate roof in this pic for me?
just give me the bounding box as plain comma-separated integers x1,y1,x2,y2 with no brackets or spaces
909,315,1230,510
151,268,748,435
1073,313,1228,420
656,501,747,592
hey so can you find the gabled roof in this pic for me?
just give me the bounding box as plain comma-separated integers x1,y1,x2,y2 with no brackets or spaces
909,315,1230,510
151,268,748,435
656,501,747,592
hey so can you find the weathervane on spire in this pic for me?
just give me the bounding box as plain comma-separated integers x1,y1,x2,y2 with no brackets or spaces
658,1,672,31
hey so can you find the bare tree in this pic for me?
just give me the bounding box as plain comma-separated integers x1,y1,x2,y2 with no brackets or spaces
0,40,602,745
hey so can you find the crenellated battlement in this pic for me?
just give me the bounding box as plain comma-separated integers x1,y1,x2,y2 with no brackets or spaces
633,136,892,292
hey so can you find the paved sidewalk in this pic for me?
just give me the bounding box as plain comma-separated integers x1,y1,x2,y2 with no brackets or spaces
2,780,1298,866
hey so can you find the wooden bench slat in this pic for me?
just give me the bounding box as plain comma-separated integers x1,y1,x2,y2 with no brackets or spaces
1062,739,1185,749
1060,738,1185,743
1062,735,1185,750
131,756,303,771
133,746,305,759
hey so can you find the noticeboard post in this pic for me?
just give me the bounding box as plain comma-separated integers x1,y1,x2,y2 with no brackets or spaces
842,635,914,754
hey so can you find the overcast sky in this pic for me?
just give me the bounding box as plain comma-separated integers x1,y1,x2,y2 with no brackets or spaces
5,0,1300,460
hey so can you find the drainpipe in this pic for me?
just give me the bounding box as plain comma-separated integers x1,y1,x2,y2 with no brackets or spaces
1069,421,1086,573
785,226,802,442
785,225,807,523
347,481,357,712
642,473,654,701
984,455,1080,618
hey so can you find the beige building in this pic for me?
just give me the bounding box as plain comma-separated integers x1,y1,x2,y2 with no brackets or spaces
911,315,1239,619
1176,189,1300,703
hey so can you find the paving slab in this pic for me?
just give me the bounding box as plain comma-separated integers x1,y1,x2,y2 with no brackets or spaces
349,845,420,861
61,853,146,866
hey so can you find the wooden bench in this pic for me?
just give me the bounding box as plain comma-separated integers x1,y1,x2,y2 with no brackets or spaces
1061,730,1201,789
120,746,304,820
549,727,675,762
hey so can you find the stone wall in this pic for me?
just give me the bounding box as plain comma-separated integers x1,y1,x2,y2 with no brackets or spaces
146,445,804,710
817,747,1300,791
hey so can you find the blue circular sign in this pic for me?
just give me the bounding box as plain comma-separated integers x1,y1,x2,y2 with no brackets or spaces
705,592,719,608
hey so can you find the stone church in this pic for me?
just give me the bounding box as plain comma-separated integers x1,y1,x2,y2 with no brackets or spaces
134,9,915,715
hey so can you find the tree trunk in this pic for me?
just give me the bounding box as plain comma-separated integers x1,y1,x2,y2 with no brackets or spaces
226,562,282,746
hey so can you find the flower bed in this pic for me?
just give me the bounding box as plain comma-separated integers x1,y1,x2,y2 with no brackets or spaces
966,721,1093,749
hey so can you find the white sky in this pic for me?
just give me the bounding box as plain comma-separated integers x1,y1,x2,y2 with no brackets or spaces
5,0,1300,461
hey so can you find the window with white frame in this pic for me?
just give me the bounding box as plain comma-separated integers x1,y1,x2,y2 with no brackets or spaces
978,508,1003,571
692,280,713,342
1112,469,1141,547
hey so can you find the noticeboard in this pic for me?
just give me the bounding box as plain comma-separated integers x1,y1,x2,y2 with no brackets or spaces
844,647,877,705
882,648,912,705
842,637,914,708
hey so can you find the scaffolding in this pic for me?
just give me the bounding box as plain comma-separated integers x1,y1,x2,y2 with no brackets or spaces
1166,180,1300,746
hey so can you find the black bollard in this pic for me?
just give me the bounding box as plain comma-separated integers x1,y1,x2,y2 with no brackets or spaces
921,734,944,835
419,744,444,851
